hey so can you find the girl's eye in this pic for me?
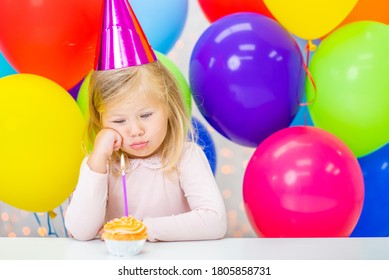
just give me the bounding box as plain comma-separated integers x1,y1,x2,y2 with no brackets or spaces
113,120,126,124
141,112,153,118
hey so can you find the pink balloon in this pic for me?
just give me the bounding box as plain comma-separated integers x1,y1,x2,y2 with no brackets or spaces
243,126,364,237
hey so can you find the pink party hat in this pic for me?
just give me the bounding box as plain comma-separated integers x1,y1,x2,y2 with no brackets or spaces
94,0,157,70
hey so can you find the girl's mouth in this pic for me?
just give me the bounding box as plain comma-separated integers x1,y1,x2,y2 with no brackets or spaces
130,141,148,150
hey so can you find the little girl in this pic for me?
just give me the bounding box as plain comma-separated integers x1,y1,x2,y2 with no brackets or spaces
64,60,227,242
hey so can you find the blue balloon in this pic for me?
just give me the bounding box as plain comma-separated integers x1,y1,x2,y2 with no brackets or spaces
130,0,188,54
0,52,17,78
351,144,389,237
190,13,305,147
290,97,313,126
191,117,217,174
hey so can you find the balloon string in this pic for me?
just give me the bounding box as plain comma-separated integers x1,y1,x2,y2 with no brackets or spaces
33,213,42,227
47,212,59,237
306,45,310,64
300,40,317,107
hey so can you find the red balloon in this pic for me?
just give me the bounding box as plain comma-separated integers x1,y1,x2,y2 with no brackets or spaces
0,0,102,89
243,126,364,237
198,0,274,23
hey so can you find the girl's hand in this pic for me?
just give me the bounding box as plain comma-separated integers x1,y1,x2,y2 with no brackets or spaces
94,128,122,157
87,128,122,173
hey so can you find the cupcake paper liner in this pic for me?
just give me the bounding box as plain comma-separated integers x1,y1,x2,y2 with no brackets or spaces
105,239,146,257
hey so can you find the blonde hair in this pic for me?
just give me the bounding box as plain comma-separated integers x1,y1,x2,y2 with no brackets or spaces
85,60,193,174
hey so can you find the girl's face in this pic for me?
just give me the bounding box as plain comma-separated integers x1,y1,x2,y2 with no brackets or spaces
101,91,168,158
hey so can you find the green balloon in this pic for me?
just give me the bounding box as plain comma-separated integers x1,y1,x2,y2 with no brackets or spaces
306,21,389,157
76,53,192,118
155,51,192,115
76,72,91,118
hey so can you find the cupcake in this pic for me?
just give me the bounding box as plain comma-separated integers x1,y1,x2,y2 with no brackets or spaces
102,215,148,256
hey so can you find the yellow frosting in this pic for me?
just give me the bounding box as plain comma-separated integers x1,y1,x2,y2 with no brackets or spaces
102,216,148,241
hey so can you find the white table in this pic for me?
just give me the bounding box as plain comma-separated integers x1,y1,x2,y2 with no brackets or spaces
1,237,389,260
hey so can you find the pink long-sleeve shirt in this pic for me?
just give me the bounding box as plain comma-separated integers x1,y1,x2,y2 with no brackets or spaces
65,142,227,242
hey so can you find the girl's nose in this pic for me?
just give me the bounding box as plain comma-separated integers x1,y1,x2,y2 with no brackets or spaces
128,124,144,137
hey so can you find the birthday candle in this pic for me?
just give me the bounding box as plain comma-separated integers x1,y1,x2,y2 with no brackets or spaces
120,153,129,217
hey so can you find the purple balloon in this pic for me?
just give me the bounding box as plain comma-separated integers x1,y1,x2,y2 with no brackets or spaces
67,78,83,100
189,13,305,147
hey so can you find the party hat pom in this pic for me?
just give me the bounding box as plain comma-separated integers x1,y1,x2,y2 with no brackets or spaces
94,0,157,70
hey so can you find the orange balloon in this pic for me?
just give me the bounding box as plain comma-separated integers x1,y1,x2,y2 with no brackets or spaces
338,0,389,27
0,0,102,90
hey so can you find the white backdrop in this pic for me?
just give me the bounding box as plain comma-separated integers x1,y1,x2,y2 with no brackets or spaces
0,1,257,238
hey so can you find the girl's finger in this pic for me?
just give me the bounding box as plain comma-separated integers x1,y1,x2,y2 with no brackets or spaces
114,138,122,149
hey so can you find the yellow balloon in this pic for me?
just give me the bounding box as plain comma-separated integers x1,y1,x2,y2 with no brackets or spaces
0,74,85,212
264,0,358,40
